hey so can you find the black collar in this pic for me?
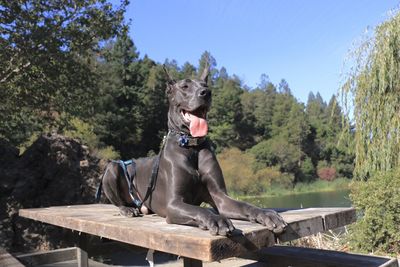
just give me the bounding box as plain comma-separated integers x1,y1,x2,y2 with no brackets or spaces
168,129,207,147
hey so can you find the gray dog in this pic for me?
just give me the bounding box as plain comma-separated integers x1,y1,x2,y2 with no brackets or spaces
98,66,287,236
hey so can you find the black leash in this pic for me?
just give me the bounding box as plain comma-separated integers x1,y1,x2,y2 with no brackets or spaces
140,150,162,206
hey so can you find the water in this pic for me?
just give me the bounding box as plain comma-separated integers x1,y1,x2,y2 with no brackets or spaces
243,189,351,209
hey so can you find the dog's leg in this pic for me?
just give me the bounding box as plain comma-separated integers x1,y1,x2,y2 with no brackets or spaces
166,200,235,236
102,163,140,217
199,148,287,234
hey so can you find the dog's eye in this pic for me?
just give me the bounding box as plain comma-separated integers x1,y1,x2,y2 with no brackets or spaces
181,84,188,89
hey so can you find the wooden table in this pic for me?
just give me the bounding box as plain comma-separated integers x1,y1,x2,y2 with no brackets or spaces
19,204,356,266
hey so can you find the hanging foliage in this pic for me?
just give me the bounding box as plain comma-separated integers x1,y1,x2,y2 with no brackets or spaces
341,10,400,180
341,10,400,254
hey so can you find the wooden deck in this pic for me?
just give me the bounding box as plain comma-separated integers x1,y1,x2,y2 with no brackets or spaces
19,204,355,263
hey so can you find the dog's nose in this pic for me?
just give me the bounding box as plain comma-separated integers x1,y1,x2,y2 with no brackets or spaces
199,89,211,99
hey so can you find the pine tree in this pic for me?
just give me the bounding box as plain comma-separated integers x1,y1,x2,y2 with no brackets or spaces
95,31,143,158
208,78,244,150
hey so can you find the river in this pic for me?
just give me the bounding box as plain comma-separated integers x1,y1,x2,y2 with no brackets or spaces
243,189,351,209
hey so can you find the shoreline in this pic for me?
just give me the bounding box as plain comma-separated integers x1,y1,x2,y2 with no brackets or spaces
232,178,351,200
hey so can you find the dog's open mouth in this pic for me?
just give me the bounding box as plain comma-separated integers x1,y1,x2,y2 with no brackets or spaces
181,106,208,137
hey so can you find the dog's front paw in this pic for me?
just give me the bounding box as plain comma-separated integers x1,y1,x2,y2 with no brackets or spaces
118,206,140,217
199,215,235,236
248,208,287,234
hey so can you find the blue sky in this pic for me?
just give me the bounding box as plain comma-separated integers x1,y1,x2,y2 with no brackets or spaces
121,0,398,104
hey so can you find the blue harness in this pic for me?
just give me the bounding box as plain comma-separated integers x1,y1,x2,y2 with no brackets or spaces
95,159,142,207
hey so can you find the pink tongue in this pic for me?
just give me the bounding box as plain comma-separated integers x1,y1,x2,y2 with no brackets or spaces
188,114,208,137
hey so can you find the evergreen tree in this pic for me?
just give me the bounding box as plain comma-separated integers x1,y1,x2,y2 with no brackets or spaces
198,51,217,84
208,79,244,150
270,89,294,137
305,91,328,164
136,62,169,155
278,79,291,94
95,31,143,158
181,62,196,79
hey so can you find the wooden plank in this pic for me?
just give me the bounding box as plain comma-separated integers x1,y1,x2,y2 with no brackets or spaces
0,249,25,267
253,245,399,267
321,208,356,230
19,204,275,262
285,208,357,230
17,247,77,266
19,204,355,262
278,209,324,242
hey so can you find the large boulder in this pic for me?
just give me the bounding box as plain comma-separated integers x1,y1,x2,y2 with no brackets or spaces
0,133,106,252
0,138,20,195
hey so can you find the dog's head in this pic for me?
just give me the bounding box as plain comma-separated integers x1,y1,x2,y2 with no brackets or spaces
164,66,211,137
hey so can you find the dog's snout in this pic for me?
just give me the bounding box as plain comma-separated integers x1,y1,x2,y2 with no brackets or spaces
199,88,211,99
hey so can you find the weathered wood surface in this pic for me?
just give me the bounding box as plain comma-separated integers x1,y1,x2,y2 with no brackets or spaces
19,204,356,262
254,245,399,267
0,248,25,267
275,207,356,242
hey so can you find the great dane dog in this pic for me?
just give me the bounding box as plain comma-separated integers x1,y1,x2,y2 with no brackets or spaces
98,66,287,236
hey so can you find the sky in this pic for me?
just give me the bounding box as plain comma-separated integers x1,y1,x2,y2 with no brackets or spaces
120,0,399,104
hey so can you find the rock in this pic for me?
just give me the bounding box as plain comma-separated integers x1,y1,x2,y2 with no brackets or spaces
0,133,105,252
0,138,20,194
0,138,19,165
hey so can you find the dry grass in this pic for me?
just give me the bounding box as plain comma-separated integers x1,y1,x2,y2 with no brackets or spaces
284,226,350,252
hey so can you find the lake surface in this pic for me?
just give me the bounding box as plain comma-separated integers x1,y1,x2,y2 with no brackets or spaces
243,189,351,209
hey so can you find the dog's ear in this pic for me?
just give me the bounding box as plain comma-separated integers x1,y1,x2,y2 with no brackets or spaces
163,64,176,85
200,63,209,83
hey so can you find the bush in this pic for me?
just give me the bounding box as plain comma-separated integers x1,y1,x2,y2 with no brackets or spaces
317,167,337,181
348,168,400,254
255,167,294,190
93,146,120,160
217,148,254,194
63,117,119,159
217,148,294,196
249,137,301,173
64,117,99,148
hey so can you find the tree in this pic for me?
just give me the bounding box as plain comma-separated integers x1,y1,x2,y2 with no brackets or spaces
198,51,217,84
278,79,291,94
306,92,328,153
208,79,244,150
137,62,169,155
95,30,143,158
181,62,196,79
270,88,294,137
342,13,400,179
341,11,400,254
306,92,326,129
0,0,127,145
254,76,277,138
